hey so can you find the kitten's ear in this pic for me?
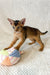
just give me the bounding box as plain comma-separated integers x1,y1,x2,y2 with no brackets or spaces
20,18,26,25
7,18,14,25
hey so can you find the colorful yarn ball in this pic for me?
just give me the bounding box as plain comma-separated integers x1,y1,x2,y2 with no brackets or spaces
0,47,23,66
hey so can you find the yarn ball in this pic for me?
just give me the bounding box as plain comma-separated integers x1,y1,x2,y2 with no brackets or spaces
0,47,23,66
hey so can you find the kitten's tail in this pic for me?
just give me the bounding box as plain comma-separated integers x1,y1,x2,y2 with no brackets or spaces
40,31,48,35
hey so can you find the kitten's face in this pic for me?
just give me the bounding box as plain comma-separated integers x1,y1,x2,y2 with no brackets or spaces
8,18,26,32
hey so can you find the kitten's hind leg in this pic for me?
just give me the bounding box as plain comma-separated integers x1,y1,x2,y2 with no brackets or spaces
35,36,44,51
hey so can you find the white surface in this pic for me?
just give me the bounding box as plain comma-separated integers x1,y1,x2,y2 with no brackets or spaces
0,0,50,75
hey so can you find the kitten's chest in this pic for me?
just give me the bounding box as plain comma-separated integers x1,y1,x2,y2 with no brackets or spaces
14,31,23,38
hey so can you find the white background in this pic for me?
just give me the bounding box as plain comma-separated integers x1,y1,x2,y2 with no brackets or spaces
0,0,50,75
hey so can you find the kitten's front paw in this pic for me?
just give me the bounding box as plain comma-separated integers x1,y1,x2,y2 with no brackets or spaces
28,43,32,45
4,48,10,50
14,47,19,50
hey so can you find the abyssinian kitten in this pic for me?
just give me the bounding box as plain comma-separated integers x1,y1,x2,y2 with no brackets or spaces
4,18,48,51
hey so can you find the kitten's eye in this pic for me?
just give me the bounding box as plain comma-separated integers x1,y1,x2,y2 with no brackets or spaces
13,26,15,29
17,27,20,29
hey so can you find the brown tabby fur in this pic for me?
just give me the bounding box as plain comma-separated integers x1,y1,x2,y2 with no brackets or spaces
4,18,48,51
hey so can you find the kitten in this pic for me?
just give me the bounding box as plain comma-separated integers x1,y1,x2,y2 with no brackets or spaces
4,18,48,51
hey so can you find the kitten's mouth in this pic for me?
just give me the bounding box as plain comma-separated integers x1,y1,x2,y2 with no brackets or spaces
14,30,21,33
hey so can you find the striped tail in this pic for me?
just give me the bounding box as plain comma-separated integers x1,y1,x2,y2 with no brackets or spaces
40,31,48,35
